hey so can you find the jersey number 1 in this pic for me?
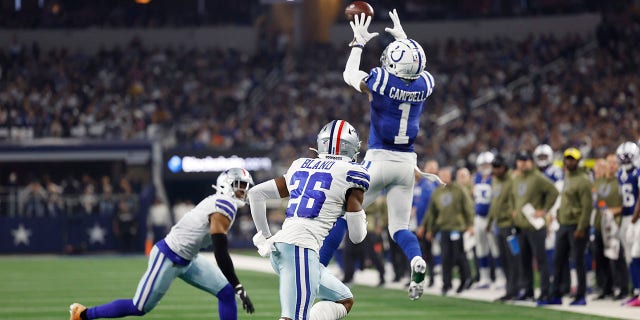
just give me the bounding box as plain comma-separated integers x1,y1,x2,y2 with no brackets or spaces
286,171,333,218
394,103,410,144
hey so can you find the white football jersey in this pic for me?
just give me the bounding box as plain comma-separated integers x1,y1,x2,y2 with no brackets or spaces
270,157,370,252
164,194,237,260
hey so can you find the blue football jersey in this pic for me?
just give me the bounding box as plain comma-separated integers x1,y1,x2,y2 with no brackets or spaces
542,165,564,183
618,167,640,216
365,67,435,152
473,173,492,217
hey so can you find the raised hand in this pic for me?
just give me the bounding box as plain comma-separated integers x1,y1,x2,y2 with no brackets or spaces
349,13,379,48
384,9,407,40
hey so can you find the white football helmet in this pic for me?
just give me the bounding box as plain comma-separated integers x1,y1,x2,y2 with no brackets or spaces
533,144,553,168
214,167,254,207
380,38,426,80
616,141,640,171
315,120,361,162
476,151,494,176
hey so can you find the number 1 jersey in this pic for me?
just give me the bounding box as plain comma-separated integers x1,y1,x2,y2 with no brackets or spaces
365,67,435,152
270,157,370,252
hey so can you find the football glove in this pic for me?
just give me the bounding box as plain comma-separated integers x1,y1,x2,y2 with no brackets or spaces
235,284,255,314
384,9,407,40
252,232,275,258
349,13,379,48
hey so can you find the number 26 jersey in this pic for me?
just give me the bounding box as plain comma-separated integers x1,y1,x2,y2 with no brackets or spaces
270,157,370,252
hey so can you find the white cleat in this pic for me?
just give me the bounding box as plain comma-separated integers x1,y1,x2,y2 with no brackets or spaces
69,303,87,320
409,257,427,300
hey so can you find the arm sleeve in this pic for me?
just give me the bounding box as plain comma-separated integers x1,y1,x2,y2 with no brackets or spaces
248,179,281,238
578,179,594,230
343,47,369,92
541,177,560,212
486,202,495,227
211,233,240,287
345,209,367,244
462,188,475,227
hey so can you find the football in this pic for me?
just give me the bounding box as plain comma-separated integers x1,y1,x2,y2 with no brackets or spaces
344,1,374,22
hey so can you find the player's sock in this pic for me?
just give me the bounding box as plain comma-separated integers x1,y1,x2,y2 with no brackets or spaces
216,284,237,320
631,258,640,290
393,229,422,263
546,249,555,275
86,299,144,319
319,218,347,266
479,268,491,285
309,301,348,320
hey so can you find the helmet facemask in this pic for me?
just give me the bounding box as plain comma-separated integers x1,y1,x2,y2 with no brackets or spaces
214,168,254,207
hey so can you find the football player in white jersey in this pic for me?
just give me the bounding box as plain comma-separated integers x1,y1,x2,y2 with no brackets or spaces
473,151,503,288
69,168,255,320
249,120,369,320
340,9,434,300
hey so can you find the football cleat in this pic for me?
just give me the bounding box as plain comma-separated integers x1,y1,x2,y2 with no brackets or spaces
69,303,87,320
625,296,640,307
408,256,426,300
474,281,491,290
569,297,586,306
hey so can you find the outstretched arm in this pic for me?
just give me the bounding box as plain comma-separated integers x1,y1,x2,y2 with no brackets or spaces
343,13,377,94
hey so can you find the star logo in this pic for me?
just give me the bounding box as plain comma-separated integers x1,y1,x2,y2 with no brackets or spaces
87,223,107,244
11,224,32,246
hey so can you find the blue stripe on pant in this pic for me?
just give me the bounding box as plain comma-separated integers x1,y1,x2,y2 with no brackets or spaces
132,245,231,314
271,243,320,320
87,245,234,319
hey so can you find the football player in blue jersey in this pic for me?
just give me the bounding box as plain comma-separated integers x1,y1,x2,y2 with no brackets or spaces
249,120,369,320
69,168,255,320
473,151,503,288
617,141,640,305
338,9,435,300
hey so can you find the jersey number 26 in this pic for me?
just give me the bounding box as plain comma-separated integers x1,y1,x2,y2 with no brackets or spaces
286,171,333,218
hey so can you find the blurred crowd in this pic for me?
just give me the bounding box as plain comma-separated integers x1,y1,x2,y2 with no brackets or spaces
1,172,143,218
2,15,639,169
0,0,603,29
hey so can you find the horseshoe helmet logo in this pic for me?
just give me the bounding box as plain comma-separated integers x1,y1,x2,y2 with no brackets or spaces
390,45,405,62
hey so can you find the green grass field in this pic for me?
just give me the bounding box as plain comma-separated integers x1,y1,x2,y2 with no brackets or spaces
0,255,615,320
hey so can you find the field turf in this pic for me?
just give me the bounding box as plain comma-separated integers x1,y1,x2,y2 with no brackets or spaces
0,255,614,320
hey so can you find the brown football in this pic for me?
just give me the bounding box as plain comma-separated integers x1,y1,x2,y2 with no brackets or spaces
344,1,374,22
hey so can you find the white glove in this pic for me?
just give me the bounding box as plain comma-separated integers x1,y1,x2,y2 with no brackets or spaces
349,13,379,48
252,232,274,258
384,9,407,40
